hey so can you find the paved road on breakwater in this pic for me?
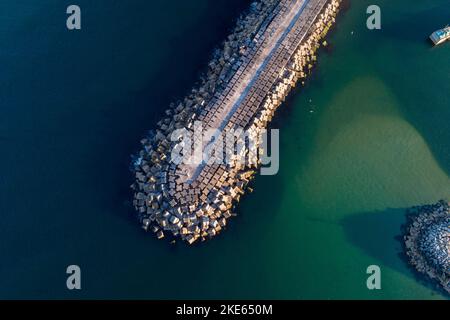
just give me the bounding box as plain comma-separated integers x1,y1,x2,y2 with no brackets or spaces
180,0,329,184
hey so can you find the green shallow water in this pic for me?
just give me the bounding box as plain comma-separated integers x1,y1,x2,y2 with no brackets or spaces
0,0,448,299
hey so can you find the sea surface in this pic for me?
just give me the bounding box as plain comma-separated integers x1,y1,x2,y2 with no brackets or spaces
0,0,448,299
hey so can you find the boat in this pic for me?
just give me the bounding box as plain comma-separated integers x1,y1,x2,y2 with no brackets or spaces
429,25,450,46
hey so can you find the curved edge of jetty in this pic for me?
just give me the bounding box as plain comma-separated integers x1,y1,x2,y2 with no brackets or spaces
402,200,450,295
131,0,343,244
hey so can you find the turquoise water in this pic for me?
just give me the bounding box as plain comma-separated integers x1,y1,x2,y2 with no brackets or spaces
0,0,448,299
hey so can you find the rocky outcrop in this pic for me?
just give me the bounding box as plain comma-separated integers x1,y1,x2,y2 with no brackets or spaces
403,200,450,295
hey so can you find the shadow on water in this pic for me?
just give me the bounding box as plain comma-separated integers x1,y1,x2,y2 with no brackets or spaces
341,208,449,297
341,208,408,273
381,3,449,43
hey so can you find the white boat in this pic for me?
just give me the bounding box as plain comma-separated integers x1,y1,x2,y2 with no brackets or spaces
430,25,450,46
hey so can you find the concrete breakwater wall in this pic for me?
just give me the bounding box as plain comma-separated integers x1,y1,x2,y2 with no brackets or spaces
403,200,450,295
131,0,342,244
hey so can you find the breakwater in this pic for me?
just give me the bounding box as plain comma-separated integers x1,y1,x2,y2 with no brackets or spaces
403,200,450,295
131,0,342,244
